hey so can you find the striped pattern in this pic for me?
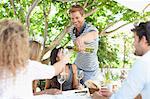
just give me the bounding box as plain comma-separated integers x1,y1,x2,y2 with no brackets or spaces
70,23,99,71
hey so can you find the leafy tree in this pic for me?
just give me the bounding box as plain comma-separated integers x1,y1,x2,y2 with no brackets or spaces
0,0,150,68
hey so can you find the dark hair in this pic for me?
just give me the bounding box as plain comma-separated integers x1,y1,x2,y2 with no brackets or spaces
69,5,84,16
131,21,150,45
50,47,63,65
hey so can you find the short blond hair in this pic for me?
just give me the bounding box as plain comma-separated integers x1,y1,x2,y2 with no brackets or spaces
69,5,84,16
0,19,29,76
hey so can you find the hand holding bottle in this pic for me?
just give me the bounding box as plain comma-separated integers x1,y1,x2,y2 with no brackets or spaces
66,45,94,53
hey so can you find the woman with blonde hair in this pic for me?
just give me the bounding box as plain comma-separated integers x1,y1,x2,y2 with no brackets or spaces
29,41,62,95
29,40,42,93
0,19,68,99
29,40,42,61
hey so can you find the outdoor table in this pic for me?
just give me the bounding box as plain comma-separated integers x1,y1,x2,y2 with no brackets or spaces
33,88,91,99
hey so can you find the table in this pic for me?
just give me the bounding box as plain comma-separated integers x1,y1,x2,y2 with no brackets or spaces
34,88,91,99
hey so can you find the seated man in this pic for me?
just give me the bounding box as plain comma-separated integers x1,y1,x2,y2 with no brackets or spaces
93,21,150,99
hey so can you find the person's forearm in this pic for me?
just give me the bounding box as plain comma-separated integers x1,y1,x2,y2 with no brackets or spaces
45,79,50,89
74,31,98,51
53,60,66,75
81,31,98,42
33,91,46,95
72,74,79,89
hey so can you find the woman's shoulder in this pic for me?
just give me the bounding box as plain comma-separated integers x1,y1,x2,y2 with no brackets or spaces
27,60,51,71
28,60,47,66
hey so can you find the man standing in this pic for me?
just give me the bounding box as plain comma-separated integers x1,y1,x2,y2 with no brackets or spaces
93,21,150,99
69,5,100,83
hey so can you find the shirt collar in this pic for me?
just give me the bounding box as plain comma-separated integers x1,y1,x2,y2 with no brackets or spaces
73,22,87,37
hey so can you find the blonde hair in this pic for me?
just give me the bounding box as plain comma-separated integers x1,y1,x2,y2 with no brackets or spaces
29,41,42,93
29,40,42,61
0,19,29,77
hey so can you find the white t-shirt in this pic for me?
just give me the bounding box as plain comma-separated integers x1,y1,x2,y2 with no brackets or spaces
0,60,55,99
110,51,150,99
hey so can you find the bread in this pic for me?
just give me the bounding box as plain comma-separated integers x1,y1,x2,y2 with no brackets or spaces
84,80,101,89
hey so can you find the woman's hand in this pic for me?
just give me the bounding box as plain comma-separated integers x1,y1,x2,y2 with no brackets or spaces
44,89,62,95
33,89,62,95
92,91,109,99
99,87,113,97
92,87,113,99
77,84,85,90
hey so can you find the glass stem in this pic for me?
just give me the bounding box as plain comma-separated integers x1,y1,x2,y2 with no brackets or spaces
60,83,62,91
78,79,80,87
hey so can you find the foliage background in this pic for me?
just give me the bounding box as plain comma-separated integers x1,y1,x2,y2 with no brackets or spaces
0,0,150,69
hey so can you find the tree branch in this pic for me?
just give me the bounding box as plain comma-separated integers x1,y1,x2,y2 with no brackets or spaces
41,4,52,60
40,1,105,59
62,38,70,47
18,0,26,21
83,0,89,8
43,6,100,55
43,5,51,45
42,22,72,56
86,0,98,9
41,6,99,57
142,3,150,13
26,0,40,33
10,0,17,17
100,20,121,35
101,15,150,35
105,22,130,34
47,6,52,16
43,10,48,46
85,8,98,17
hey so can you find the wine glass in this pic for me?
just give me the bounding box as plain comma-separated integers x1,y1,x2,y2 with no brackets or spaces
57,74,66,91
63,48,69,56
77,70,84,86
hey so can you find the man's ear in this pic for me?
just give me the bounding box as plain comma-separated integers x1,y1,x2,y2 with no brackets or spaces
56,57,59,61
141,36,150,49
83,14,85,18
142,36,148,44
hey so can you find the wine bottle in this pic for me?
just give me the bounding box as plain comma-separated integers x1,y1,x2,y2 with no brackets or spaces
66,46,94,53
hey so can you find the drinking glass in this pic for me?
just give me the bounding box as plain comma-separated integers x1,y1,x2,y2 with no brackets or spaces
57,74,66,91
77,70,84,86
63,48,69,56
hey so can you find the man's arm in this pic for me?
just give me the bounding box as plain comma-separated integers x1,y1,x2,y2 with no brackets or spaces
33,89,62,95
109,61,146,99
93,61,146,99
75,29,98,52
92,91,109,99
77,31,98,42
